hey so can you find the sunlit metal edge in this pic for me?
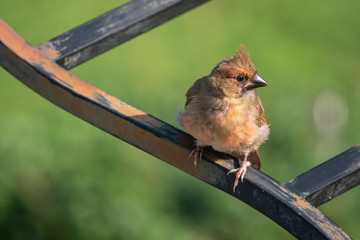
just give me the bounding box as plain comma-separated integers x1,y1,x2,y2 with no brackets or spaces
0,19,352,240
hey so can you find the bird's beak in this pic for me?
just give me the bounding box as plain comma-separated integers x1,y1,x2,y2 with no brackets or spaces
246,73,267,90
252,73,268,88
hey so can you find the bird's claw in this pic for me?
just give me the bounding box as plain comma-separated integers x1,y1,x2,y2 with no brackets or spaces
227,160,251,192
188,146,203,167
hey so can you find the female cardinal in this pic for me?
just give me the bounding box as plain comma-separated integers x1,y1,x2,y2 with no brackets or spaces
178,45,269,192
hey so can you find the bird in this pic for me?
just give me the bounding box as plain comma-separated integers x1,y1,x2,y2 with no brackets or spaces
177,44,269,192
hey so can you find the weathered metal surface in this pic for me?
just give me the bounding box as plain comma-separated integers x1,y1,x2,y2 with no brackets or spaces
36,0,209,69
0,19,354,239
284,145,360,207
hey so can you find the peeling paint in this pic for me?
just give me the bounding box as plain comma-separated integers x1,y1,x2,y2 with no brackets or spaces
0,18,352,240
63,52,82,68
286,191,350,239
35,41,60,60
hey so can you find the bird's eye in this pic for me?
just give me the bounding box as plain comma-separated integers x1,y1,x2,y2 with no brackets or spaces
235,74,245,82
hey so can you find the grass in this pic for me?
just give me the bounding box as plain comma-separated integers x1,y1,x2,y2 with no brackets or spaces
1,0,359,239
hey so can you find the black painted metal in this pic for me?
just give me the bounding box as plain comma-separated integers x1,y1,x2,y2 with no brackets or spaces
37,0,208,69
0,39,353,239
1,0,359,238
284,145,360,207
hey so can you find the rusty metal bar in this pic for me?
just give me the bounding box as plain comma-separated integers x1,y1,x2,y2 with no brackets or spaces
36,0,209,69
0,19,353,240
284,145,360,207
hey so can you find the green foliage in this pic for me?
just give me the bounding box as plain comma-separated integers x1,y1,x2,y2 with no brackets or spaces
1,0,359,239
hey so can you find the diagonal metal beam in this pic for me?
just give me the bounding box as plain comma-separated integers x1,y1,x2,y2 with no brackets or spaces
36,0,209,70
0,19,353,240
284,145,360,207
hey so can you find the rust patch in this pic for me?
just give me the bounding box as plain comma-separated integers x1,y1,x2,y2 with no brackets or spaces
0,20,169,133
1,21,349,239
35,42,60,60
0,19,190,169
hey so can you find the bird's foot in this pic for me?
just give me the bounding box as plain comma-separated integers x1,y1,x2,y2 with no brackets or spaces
227,160,251,192
188,146,203,167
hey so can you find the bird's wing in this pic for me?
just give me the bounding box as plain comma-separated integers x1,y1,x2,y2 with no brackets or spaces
185,76,207,107
255,95,267,127
257,113,267,128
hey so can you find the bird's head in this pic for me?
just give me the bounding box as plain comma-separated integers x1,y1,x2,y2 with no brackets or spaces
210,45,267,98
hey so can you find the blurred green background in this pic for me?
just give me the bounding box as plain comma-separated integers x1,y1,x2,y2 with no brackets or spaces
1,0,360,239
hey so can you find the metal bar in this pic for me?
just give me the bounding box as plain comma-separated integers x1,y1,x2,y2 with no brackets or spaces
284,145,360,207
0,20,352,240
35,0,209,69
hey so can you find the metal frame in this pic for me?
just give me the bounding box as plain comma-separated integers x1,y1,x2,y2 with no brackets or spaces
1,0,359,239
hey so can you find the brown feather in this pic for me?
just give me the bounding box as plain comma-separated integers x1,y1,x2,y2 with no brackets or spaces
180,44,268,176
185,76,207,107
232,44,256,74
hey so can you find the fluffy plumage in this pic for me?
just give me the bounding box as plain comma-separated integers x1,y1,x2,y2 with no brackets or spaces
178,45,269,191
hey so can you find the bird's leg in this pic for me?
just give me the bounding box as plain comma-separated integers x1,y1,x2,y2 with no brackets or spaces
227,152,251,192
188,145,203,167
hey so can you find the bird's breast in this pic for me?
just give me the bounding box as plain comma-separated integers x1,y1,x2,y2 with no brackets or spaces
179,95,269,154
209,102,268,153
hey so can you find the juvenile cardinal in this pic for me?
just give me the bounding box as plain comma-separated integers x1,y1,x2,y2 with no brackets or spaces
178,45,269,192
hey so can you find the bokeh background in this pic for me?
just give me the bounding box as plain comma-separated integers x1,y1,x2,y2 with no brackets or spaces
1,0,360,239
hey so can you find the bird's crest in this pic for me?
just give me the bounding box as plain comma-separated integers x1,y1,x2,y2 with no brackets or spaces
231,44,256,74
216,44,257,78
